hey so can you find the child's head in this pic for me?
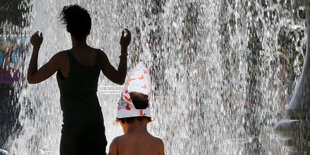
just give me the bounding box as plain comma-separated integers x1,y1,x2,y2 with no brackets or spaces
116,62,152,132
117,92,152,134
60,5,91,40
118,92,151,123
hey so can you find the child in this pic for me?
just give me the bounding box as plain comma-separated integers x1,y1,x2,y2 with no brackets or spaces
108,62,164,155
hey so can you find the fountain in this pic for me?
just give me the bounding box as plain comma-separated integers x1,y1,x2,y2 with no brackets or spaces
274,0,310,154
0,0,308,154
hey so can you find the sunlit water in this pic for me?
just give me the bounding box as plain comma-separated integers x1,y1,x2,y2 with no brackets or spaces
4,0,307,154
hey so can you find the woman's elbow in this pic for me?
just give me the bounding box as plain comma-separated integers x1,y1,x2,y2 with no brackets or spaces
27,79,35,84
115,78,125,85
117,79,125,85
27,77,37,84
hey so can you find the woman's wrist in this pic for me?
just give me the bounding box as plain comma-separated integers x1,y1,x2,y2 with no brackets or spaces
33,45,41,51
119,53,128,58
120,45,128,58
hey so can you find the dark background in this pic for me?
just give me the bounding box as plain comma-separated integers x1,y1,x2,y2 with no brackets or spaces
0,0,29,150
0,0,30,31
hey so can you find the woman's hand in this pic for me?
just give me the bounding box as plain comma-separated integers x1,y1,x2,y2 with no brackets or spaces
30,31,43,48
120,29,131,48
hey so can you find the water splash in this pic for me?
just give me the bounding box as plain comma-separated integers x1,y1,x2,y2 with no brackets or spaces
6,0,306,154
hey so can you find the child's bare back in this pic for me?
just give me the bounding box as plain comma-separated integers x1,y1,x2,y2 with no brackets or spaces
108,125,164,155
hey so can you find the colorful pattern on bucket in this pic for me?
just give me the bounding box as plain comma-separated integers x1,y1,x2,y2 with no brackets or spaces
117,62,151,118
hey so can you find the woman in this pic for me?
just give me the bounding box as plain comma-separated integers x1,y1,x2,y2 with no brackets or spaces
27,5,131,155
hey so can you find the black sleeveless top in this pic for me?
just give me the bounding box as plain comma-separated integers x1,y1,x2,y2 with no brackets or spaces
57,50,103,113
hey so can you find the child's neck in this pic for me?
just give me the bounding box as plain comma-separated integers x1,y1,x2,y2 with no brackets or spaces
127,121,148,133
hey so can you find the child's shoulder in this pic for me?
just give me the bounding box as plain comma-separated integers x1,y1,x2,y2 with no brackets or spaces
148,134,165,155
110,135,126,144
149,135,164,147
108,135,125,155
110,134,131,146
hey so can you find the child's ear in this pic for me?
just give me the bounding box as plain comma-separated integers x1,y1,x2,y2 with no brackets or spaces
113,119,120,126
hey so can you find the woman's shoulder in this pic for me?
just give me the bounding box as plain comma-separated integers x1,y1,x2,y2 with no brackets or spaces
92,48,108,59
50,50,70,64
92,48,105,54
55,50,70,57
